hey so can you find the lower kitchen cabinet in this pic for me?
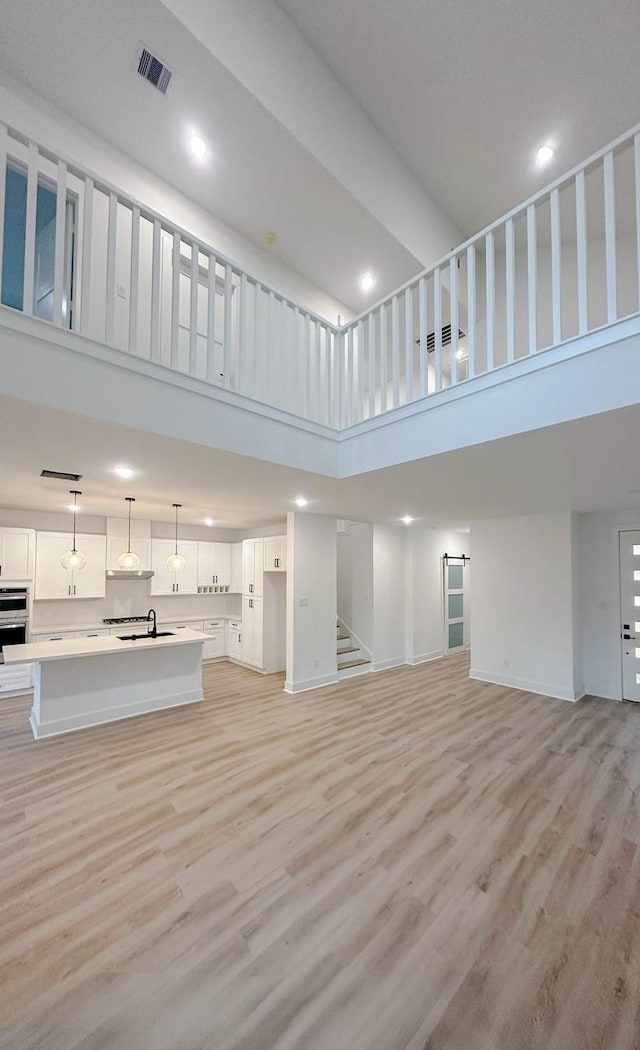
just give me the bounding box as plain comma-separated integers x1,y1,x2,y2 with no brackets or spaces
202,619,225,660
0,662,34,696
226,619,242,661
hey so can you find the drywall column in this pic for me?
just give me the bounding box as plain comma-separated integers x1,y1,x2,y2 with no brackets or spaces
405,527,471,664
372,525,406,671
285,511,338,693
470,512,584,702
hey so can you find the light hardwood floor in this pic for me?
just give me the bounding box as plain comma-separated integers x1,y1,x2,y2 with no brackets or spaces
1,655,640,1049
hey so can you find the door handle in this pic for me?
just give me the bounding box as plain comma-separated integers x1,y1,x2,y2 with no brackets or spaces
623,633,636,640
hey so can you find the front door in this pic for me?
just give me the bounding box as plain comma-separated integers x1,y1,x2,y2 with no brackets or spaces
619,530,640,701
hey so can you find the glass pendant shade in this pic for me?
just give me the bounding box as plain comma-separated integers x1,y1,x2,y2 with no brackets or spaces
118,548,141,570
118,498,140,569
167,502,186,572
61,490,86,571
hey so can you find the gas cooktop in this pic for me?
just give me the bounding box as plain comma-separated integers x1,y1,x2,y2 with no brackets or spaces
102,616,150,625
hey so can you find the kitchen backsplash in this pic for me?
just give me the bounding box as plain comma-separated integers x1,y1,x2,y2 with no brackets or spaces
32,578,242,628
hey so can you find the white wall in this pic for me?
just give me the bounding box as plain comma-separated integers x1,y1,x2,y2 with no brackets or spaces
470,512,583,701
577,506,640,700
285,511,337,692
406,527,471,663
372,524,406,670
336,522,373,654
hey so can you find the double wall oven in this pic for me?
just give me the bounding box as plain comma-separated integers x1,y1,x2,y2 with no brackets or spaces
0,588,29,663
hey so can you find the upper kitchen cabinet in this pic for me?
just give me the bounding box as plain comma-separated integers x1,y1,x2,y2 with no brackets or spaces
0,528,34,579
150,538,198,595
35,533,106,599
242,538,264,597
230,543,242,593
264,535,287,573
197,542,231,588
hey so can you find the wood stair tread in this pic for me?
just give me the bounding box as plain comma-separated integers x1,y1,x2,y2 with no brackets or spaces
337,645,358,655
337,633,349,641
338,658,371,669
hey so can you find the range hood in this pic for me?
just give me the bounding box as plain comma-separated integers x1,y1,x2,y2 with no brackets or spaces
106,569,154,581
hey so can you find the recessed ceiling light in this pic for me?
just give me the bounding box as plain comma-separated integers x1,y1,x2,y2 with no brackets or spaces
203,518,215,526
360,272,376,293
188,132,207,162
536,144,555,167
113,465,135,479
401,515,414,525
295,497,309,507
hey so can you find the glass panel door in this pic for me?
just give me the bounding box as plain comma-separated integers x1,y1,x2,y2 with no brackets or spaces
443,556,470,654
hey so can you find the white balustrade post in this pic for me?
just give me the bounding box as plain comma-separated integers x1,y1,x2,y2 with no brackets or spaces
603,151,617,323
22,142,38,318
526,204,538,353
129,205,140,354
53,160,67,328
466,245,476,378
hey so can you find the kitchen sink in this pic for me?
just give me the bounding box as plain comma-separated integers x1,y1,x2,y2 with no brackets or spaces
116,631,175,641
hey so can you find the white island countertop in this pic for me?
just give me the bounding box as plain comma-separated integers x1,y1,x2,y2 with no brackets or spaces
5,628,207,665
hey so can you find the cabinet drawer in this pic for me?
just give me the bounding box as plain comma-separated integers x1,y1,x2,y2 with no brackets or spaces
76,629,109,638
31,631,77,642
163,622,200,633
0,663,33,692
203,620,224,632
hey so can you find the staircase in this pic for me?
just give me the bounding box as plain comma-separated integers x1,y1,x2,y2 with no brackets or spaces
337,621,371,679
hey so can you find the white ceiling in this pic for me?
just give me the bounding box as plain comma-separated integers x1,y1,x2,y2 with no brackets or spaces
278,0,640,237
2,396,640,531
0,0,421,312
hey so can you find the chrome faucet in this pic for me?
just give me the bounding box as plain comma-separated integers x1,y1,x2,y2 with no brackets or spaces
147,608,157,637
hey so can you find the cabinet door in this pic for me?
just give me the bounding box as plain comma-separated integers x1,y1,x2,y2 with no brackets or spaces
106,537,151,572
214,543,231,587
174,541,198,594
34,533,74,599
0,528,33,579
227,626,242,660
277,535,287,572
150,539,176,595
253,540,264,596
264,536,286,572
73,535,106,598
242,540,254,595
203,630,225,660
241,596,263,667
230,543,242,593
197,542,216,587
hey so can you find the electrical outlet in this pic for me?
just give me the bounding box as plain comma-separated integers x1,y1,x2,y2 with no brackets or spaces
299,597,309,607
116,283,128,299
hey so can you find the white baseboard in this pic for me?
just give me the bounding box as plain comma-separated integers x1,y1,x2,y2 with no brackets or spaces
30,690,204,739
283,672,340,694
372,657,406,672
406,649,444,666
469,668,585,703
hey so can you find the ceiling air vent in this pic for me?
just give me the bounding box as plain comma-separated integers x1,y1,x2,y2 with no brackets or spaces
137,47,173,94
416,324,466,353
41,469,83,482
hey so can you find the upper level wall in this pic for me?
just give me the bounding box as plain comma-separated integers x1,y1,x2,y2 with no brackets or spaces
0,70,350,324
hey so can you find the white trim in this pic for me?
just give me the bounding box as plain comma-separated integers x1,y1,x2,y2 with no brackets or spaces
406,649,444,666
338,663,371,680
283,672,340,694
372,657,406,672
469,668,585,703
29,689,203,739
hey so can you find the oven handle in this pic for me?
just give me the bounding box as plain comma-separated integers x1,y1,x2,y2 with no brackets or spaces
0,623,28,630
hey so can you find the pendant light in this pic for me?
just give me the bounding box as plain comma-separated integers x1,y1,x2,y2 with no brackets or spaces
61,490,86,570
118,497,141,570
166,503,186,572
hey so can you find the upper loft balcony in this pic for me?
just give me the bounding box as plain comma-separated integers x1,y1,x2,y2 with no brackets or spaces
1,114,640,478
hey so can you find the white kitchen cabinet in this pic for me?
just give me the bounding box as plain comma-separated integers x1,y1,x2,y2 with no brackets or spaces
201,618,225,660
75,628,109,638
106,537,151,572
0,662,33,696
230,543,242,593
0,528,34,580
150,539,199,595
31,630,77,642
226,619,242,661
264,535,287,573
35,533,106,600
197,543,231,589
242,538,264,597
241,596,263,668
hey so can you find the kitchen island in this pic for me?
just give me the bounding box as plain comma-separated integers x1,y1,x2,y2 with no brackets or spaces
5,628,207,739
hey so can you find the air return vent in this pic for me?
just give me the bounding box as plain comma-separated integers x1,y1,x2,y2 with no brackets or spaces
41,469,83,482
416,324,466,353
137,47,173,94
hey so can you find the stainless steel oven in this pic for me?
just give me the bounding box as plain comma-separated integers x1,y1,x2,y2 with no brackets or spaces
0,588,29,664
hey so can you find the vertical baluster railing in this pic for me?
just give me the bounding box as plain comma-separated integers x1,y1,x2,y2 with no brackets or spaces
635,134,640,312
266,288,275,408
23,142,38,318
526,204,537,354
550,188,562,345
575,172,588,335
391,295,400,408
418,275,427,395
346,325,354,427
449,257,459,385
368,312,376,418
485,231,495,372
170,230,181,368
302,312,311,419
356,319,364,424
52,160,67,328
128,205,140,354
505,217,515,363
315,319,322,423
433,268,443,391
603,151,617,323
206,253,217,383
325,324,333,426
189,241,199,376
223,262,232,388
150,218,161,363
254,283,263,399
405,286,413,404
466,245,476,378
105,192,117,345
238,271,248,394
379,303,387,413
0,124,7,292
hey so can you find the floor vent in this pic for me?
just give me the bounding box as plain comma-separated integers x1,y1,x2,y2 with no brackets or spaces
41,469,83,482
137,47,173,94
415,324,465,353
